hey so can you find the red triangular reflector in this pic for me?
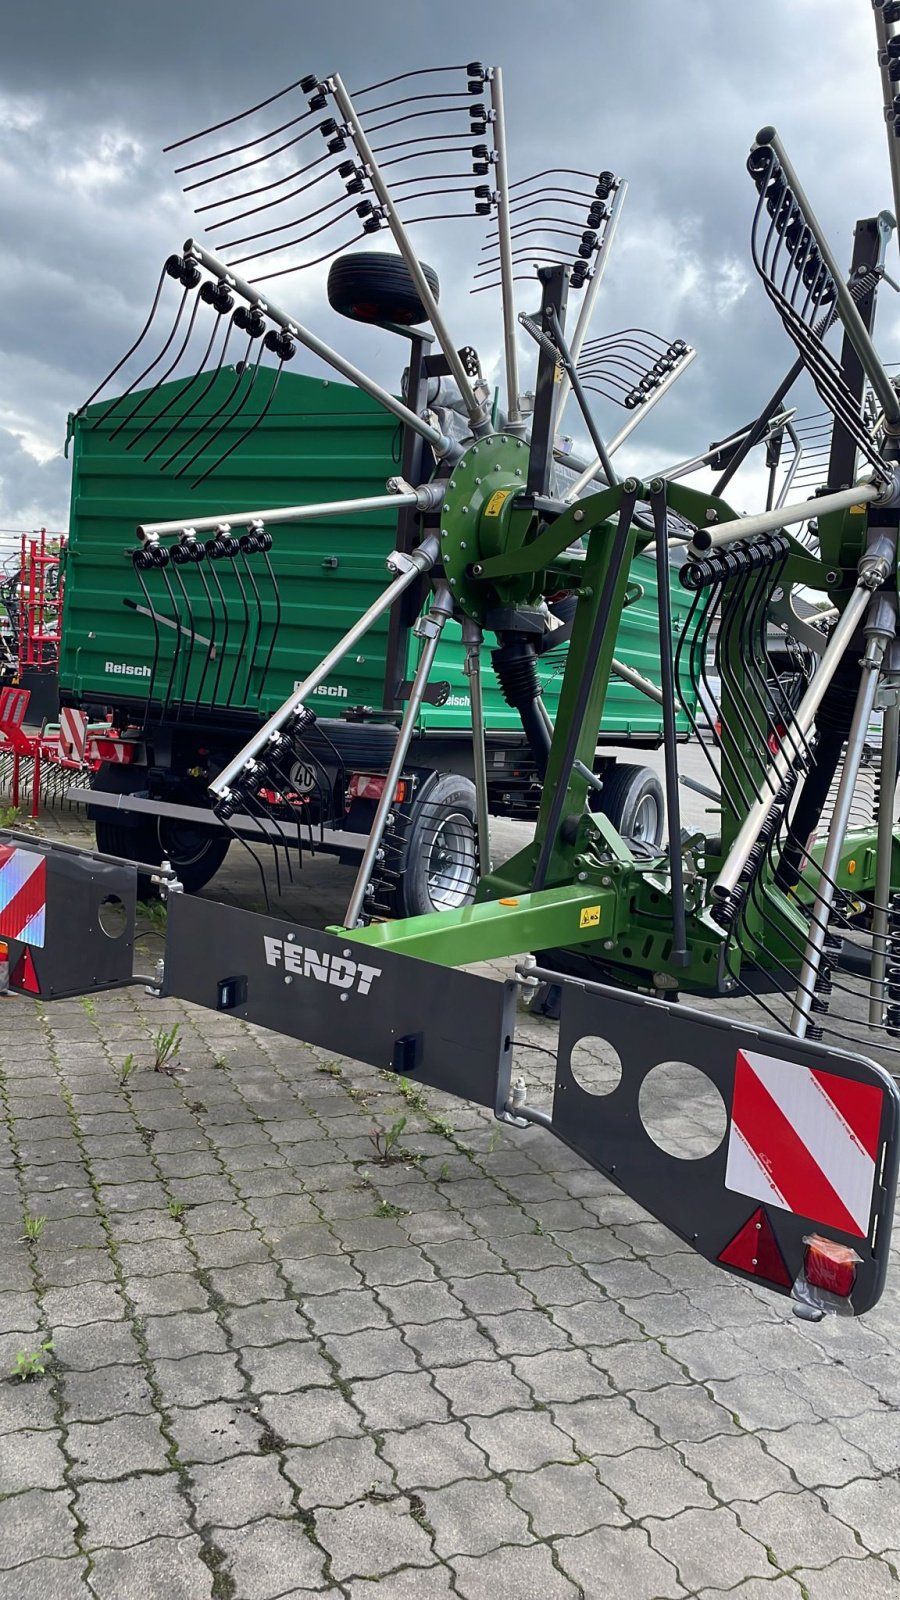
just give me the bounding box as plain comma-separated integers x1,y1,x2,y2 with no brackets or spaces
718,1205,792,1288
10,947,40,995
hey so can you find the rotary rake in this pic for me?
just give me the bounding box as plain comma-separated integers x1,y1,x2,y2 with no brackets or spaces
8,15,900,1317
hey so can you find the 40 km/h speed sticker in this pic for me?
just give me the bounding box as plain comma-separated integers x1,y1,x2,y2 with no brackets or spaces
289,762,318,795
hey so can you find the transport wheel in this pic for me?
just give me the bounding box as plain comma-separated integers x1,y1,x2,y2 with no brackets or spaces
92,766,229,893
390,772,479,917
327,251,440,326
590,762,665,847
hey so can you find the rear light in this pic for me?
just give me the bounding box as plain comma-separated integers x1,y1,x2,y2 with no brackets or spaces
803,1234,858,1298
348,773,408,804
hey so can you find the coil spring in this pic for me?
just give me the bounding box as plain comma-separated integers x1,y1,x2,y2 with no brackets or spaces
680,532,791,592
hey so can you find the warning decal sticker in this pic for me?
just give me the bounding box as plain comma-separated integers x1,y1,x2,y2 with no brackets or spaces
724,1048,883,1239
0,845,46,948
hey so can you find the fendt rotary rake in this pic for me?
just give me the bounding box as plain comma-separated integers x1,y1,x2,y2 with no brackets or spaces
5,6,900,1319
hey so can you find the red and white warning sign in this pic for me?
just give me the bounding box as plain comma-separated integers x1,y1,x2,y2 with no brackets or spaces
58,707,88,764
725,1048,883,1239
0,845,46,948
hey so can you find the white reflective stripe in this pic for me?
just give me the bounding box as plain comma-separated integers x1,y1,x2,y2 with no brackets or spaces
17,906,45,948
0,849,42,915
725,1121,790,1208
744,1050,875,1236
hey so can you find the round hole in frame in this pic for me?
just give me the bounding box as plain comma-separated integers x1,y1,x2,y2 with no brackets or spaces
569,1036,623,1097
638,1060,727,1160
98,894,128,940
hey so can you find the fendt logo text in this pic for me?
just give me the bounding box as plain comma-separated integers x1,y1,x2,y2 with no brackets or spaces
263,937,382,996
105,661,152,677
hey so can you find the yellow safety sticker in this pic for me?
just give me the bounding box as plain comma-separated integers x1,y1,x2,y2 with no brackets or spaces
850,504,867,514
579,905,602,929
484,488,513,517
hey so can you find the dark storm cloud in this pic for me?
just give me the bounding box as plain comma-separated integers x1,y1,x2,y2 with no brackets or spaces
0,0,892,527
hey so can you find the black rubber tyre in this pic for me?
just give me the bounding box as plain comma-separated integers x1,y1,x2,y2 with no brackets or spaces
389,772,478,917
327,251,440,327
92,765,230,894
590,762,665,847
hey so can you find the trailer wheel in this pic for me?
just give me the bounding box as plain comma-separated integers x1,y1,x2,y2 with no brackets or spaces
390,772,479,917
590,762,664,847
91,766,229,893
327,251,440,327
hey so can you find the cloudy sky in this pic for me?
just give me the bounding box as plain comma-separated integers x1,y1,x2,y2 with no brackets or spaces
0,0,896,533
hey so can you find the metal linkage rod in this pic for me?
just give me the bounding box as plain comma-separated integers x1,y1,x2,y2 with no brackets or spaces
540,305,618,487
209,536,440,804
755,128,900,430
790,592,896,1037
564,348,697,500
870,657,900,1024
328,74,489,429
342,582,454,927
138,490,420,541
554,179,628,420
487,68,520,427
650,480,689,965
713,565,886,903
872,1,900,268
688,480,883,556
462,617,492,876
182,239,450,453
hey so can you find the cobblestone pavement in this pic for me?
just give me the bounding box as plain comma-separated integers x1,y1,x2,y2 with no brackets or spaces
0,807,899,1598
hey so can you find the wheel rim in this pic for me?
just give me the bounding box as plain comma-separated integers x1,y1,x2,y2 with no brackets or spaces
157,821,214,869
426,812,478,911
631,791,661,844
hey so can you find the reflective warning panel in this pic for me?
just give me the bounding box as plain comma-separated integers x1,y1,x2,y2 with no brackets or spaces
725,1049,882,1238
0,844,46,948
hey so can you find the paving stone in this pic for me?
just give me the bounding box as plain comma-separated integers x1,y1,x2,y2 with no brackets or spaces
192,1452,294,1527
37,1249,118,1288
759,1421,878,1489
77,1471,189,1549
557,1524,685,1598
680,1430,798,1501
66,1413,169,1481
154,1351,245,1407
0,1488,77,1567
0,1428,68,1493
0,1557,91,1600
705,1371,817,1431
62,1364,155,1422
792,1363,891,1422
281,1253,363,1296
645,1505,775,1591
837,1408,900,1473
0,1292,41,1335
508,1460,627,1537
691,1583,802,1600
789,1557,897,1599
422,1476,531,1557
598,1444,711,1520
352,1370,450,1431
734,1489,864,1571
241,1339,334,1395
431,1357,533,1418
126,1273,210,1317
477,1309,570,1357
509,1348,612,1404
204,1261,286,1306
381,1420,490,1489
50,1318,143,1371
315,1497,434,1582
824,1475,900,1554
257,1388,362,1448
551,1393,660,1458
630,1380,738,1444
170,1399,268,1463
492,1234,571,1272
189,1231,271,1269
546,1296,642,1348
224,1299,311,1347
143,1310,229,1360
453,1541,579,1600
0,1374,57,1434
590,1338,691,1394
323,1326,418,1380
402,1319,499,1369
86,1534,211,1599
445,1272,534,1316
284,1433,384,1508
376,1279,465,1325
466,1408,577,1473
109,1210,184,1244
303,1288,391,1336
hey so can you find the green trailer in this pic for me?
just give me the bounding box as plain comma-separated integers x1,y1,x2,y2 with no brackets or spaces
62,364,690,907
